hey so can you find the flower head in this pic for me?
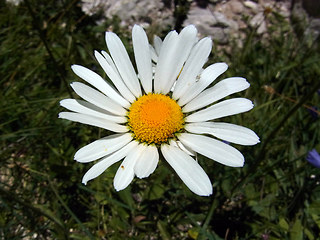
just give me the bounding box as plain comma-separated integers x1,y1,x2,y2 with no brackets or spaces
307,149,320,168
59,25,260,196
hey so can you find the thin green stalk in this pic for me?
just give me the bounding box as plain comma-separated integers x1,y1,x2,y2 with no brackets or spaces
0,186,67,236
24,0,73,98
199,197,218,240
233,65,320,191
202,198,217,231
48,179,96,239
27,169,95,238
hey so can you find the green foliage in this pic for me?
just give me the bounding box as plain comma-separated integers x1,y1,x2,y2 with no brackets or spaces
1,0,320,239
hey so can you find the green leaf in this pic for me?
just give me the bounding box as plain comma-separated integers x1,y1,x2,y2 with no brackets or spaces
157,220,171,240
279,218,289,231
304,227,314,240
290,219,303,240
147,183,166,200
188,228,199,239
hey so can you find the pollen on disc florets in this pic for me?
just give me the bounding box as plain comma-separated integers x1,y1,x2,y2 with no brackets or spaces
127,93,184,144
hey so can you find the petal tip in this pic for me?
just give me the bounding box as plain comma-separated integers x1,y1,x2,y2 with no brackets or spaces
195,187,213,197
185,24,197,32
59,100,65,106
223,62,229,68
94,50,99,56
82,179,87,185
71,64,80,70
133,24,140,30
113,183,123,192
201,191,213,197
105,31,117,41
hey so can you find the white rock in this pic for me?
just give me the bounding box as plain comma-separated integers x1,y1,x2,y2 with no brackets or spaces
5,0,22,5
228,0,244,14
184,4,238,43
244,1,259,11
81,0,174,30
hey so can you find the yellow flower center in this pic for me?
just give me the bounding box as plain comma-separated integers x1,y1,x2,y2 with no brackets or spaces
127,93,184,144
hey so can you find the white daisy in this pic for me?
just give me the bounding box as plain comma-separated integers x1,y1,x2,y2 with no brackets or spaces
59,25,259,196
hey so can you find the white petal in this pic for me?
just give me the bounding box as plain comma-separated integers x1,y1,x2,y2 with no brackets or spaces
105,32,142,97
176,141,196,156
94,51,136,103
74,133,133,163
60,99,126,123
58,112,128,133
113,144,144,191
178,133,244,167
172,37,213,100
177,63,228,106
132,25,153,93
163,25,199,94
183,77,250,112
161,142,212,196
153,35,162,56
185,98,254,122
185,122,260,146
134,145,159,178
153,30,178,93
71,65,130,108
101,51,119,74
170,140,196,156
70,82,127,116
154,25,198,94
149,45,158,63
82,140,138,185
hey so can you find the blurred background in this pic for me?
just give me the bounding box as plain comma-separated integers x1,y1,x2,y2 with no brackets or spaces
1,0,320,239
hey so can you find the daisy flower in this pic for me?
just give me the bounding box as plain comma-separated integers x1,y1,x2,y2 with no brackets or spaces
59,25,259,196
